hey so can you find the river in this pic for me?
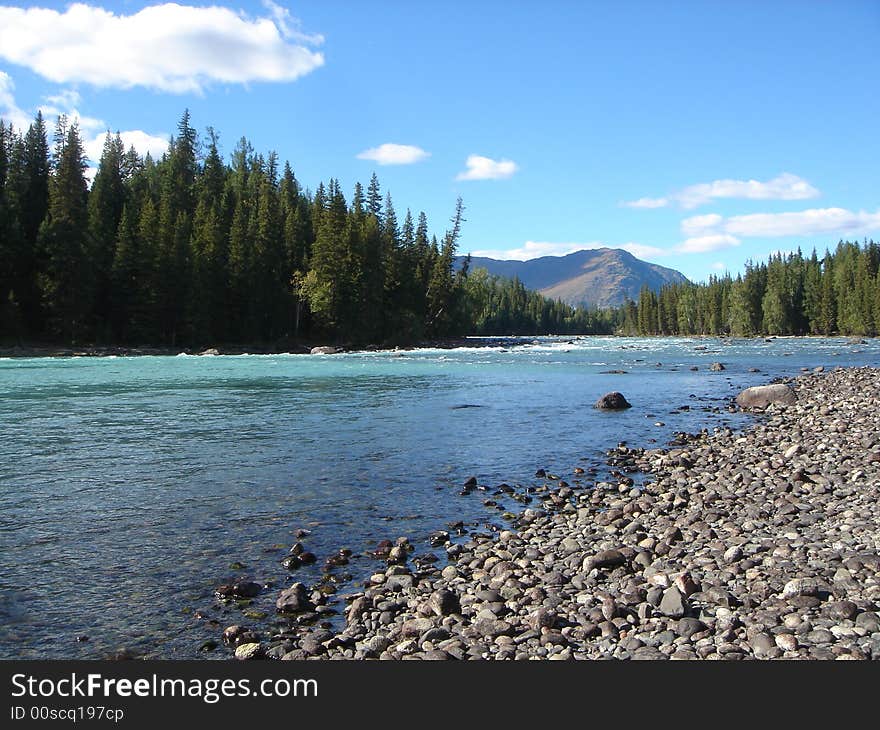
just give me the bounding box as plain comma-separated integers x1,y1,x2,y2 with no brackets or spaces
1,335,877,658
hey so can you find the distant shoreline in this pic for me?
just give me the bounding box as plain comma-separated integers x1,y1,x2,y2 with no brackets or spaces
0,334,871,359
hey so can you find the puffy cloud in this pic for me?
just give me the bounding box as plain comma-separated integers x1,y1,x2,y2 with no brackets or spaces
456,154,518,181
624,172,820,210
85,130,169,166
725,208,880,238
682,207,880,239
0,2,324,94
680,213,725,237
356,143,430,165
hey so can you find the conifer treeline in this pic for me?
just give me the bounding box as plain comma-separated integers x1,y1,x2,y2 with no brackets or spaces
622,241,880,337
0,110,609,346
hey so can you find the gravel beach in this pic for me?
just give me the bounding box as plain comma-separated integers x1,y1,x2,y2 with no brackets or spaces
224,366,880,660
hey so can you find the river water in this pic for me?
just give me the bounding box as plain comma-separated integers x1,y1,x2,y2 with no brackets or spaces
1,335,877,658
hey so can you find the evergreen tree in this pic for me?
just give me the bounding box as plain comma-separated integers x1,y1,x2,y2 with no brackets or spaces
37,119,90,341
88,132,127,338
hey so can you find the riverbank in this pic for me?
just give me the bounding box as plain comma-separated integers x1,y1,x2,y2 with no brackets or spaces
0,337,537,358
229,366,880,660
0,334,872,359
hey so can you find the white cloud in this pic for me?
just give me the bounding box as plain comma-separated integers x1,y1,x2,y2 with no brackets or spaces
85,130,169,166
726,208,880,238
624,173,820,210
0,70,31,130
0,3,325,94
356,143,430,166
456,154,518,181
468,240,667,261
680,213,725,237
675,234,742,254
711,262,727,271
43,88,82,110
622,197,668,209
682,207,880,240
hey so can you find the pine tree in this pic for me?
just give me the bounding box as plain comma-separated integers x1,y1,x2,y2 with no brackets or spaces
88,132,127,338
37,119,90,341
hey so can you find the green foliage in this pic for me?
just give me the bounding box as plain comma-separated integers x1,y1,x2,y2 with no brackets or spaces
6,109,878,348
625,241,880,337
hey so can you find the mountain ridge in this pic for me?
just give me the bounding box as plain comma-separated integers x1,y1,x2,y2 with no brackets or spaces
457,247,689,309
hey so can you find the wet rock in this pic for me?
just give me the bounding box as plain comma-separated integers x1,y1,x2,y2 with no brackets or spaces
709,362,725,371
276,583,314,613
596,392,632,410
215,581,262,599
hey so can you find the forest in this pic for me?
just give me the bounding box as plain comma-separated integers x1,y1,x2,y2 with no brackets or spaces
2,110,878,347
623,240,880,337
0,110,610,347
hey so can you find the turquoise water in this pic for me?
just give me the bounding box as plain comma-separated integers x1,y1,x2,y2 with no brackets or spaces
1,336,877,659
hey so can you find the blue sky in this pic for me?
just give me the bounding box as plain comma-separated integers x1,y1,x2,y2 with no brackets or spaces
1,1,878,282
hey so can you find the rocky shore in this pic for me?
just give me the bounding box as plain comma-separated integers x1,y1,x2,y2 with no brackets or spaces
222,366,880,660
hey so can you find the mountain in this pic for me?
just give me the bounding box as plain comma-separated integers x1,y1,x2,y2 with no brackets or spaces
458,248,689,309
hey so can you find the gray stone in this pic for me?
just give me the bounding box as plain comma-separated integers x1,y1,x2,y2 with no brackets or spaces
780,578,820,599
582,548,626,572
676,617,707,638
429,589,460,616
234,642,263,660
659,586,688,618
822,600,858,621
855,611,880,633
735,384,797,410
276,583,314,613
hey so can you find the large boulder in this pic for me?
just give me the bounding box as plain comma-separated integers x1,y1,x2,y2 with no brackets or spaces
595,392,631,410
310,346,343,355
735,383,796,410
